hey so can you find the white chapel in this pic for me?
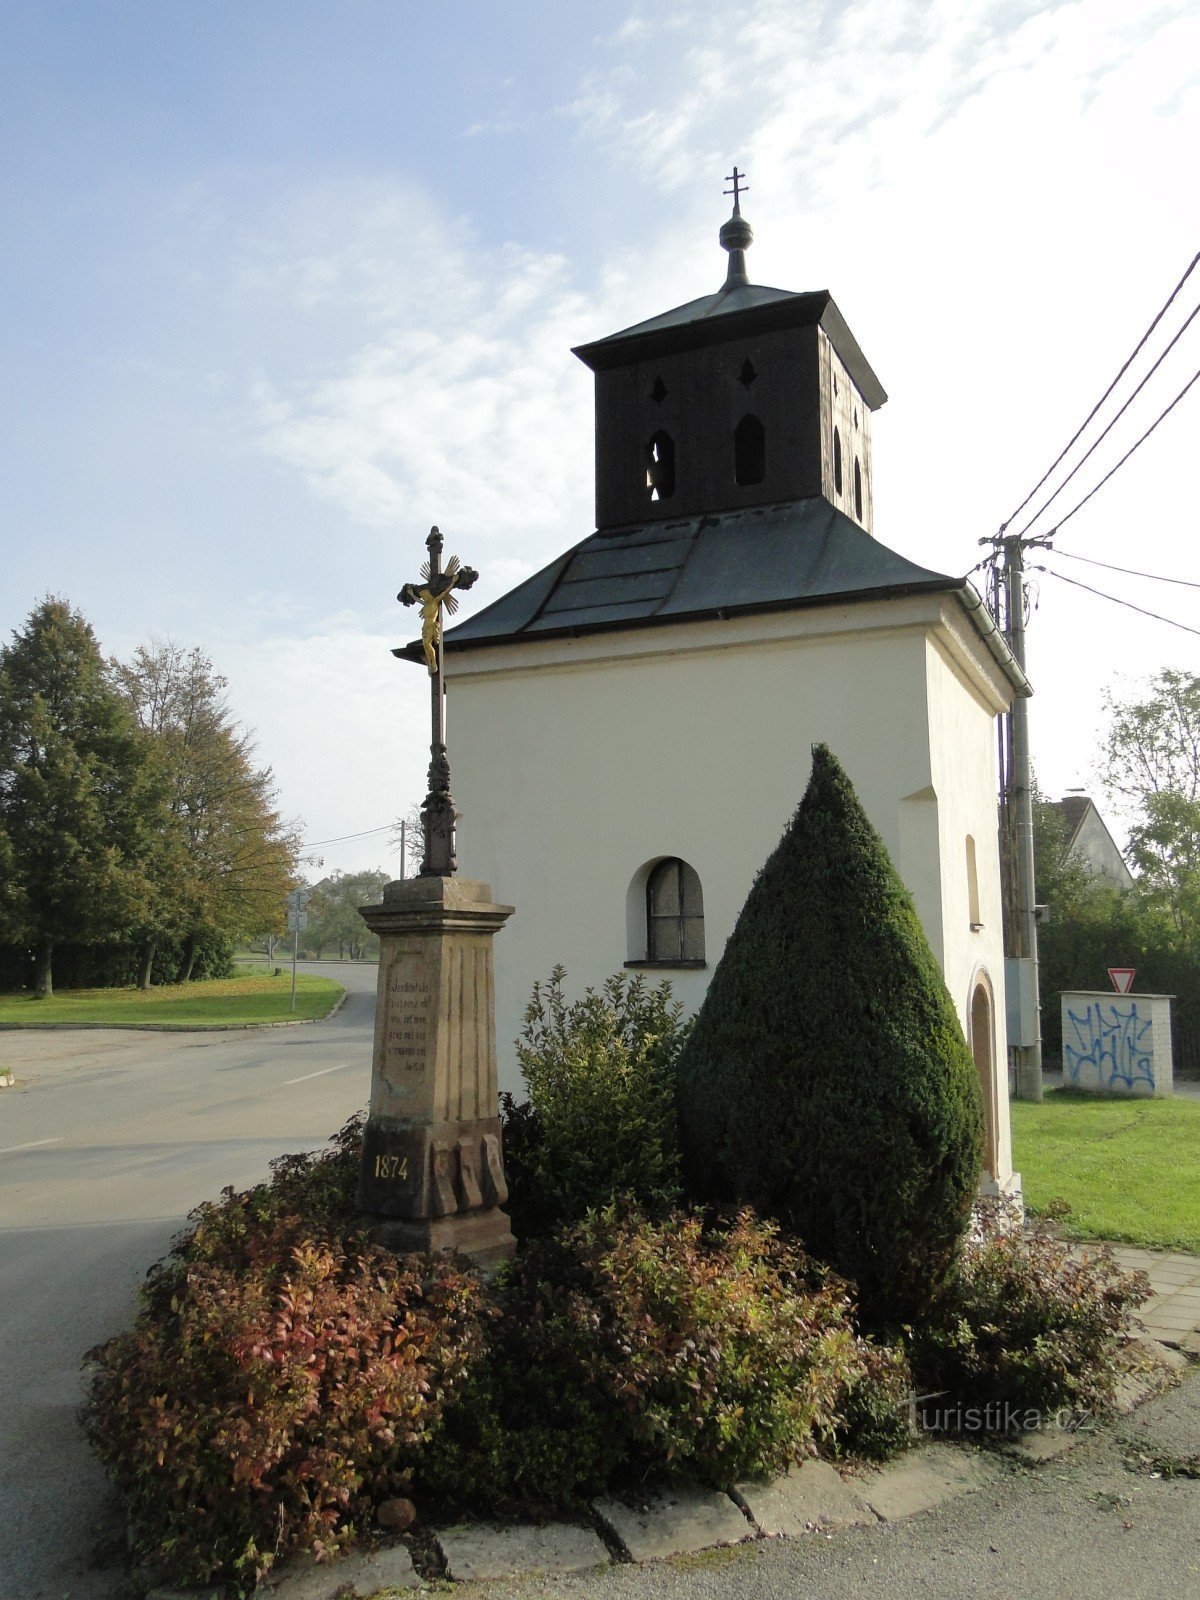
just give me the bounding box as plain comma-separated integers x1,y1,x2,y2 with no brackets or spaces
400,189,1026,1196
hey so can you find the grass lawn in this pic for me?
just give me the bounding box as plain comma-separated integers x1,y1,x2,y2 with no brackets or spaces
0,973,344,1028
1011,1087,1200,1252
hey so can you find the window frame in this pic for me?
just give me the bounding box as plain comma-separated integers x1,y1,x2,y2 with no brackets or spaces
628,856,706,969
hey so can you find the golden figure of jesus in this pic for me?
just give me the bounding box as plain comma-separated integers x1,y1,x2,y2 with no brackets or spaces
399,546,478,677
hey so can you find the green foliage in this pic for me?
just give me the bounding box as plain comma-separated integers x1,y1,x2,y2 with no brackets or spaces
1102,668,1200,941
115,639,299,977
913,1201,1151,1423
0,614,299,994
0,598,168,994
676,744,984,1328
833,1339,914,1461
303,869,388,959
420,1204,886,1514
507,966,688,1235
1035,879,1200,1068
82,1115,483,1595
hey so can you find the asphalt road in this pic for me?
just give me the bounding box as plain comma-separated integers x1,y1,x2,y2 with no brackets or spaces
0,961,378,1600
469,1380,1200,1600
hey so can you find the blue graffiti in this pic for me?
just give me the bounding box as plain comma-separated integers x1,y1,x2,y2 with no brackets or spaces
1064,1001,1155,1091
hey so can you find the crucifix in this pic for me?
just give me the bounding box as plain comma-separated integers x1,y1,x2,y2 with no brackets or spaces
398,526,479,876
724,166,749,211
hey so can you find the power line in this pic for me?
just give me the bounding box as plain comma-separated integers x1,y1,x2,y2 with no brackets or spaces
1030,562,1200,639
1048,546,1200,590
1013,300,1200,539
1044,363,1200,536
301,823,397,847
998,247,1200,534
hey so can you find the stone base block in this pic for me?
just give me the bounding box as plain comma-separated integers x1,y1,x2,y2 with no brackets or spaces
592,1487,752,1563
437,1522,610,1581
263,1543,419,1598
365,1205,515,1265
860,1446,990,1520
733,1461,874,1536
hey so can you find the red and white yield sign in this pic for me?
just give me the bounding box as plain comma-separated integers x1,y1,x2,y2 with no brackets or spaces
1108,967,1136,994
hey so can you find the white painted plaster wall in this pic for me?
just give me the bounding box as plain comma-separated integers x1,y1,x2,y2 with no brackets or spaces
442,591,1016,1184
924,633,1014,1183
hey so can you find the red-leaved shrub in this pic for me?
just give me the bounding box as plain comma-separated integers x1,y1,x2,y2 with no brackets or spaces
83,1206,484,1593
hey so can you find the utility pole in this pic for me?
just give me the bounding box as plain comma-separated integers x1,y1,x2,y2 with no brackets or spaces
999,534,1044,1101
285,886,311,1013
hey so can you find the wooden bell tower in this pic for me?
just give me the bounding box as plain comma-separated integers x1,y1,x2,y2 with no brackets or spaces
572,171,886,536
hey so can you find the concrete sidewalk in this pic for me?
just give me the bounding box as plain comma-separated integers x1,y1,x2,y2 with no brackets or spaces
1108,1244,1200,1354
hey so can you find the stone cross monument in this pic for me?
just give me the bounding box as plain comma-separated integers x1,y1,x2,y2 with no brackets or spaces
357,527,517,1263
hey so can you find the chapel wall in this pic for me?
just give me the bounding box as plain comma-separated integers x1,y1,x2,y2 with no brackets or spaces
446,617,936,1097
924,633,1014,1183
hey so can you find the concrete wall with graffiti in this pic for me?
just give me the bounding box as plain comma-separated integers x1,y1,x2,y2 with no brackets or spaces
1060,991,1175,1097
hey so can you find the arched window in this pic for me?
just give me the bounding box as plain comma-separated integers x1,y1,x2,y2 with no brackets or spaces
853,456,863,520
645,430,676,502
833,427,843,496
647,858,704,962
733,413,766,486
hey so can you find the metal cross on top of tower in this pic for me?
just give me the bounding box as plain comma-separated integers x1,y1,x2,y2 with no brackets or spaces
398,526,479,876
724,166,749,212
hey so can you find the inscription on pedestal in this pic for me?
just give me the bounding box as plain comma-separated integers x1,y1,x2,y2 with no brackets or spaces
359,1115,508,1219
384,969,432,1071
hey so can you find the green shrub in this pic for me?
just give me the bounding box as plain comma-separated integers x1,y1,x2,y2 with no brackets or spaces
834,1339,914,1461
496,1089,548,1241
82,1178,483,1593
913,1201,1151,1425
506,966,687,1235
420,1204,884,1513
676,744,984,1328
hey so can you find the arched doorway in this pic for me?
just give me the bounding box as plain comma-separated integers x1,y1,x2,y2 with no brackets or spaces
970,977,1000,1181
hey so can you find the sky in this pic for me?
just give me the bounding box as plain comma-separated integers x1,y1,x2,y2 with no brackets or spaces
1,0,1197,880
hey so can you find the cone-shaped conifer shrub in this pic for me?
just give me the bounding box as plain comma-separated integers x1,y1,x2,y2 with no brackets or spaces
676,744,983,1328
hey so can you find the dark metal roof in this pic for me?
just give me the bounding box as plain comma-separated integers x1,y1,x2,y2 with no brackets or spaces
395,500,959,662
572,285,887,411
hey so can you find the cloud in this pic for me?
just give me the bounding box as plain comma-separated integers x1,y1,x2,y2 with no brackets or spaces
232,183,599,605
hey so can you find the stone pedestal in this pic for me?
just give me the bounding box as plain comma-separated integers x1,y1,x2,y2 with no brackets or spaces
358,875,517,1263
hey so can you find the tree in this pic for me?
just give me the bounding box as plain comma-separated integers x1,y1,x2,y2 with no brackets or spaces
304,870,387,959
114,640,297,981
675,744,983,1328
0,600,165,995
1102,669,1200,941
